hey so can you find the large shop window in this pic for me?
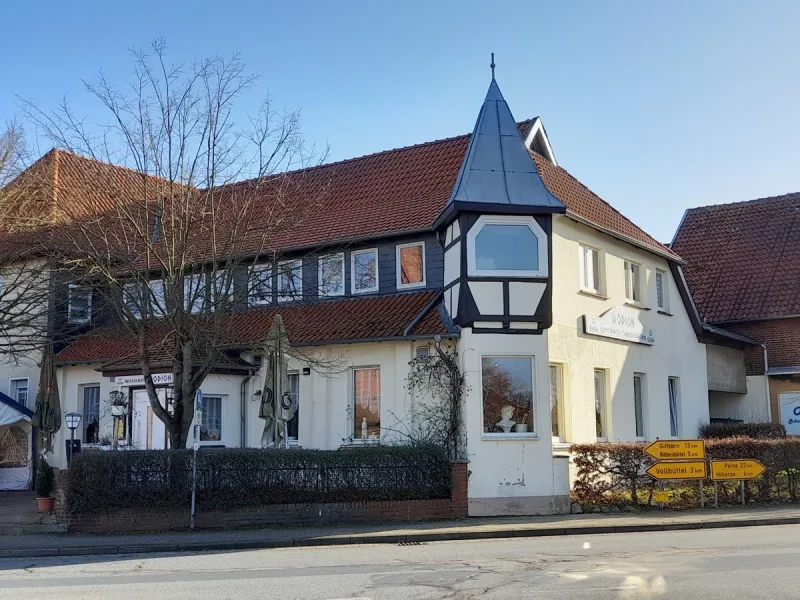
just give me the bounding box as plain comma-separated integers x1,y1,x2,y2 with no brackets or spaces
249,265,273,306
633,373,646,439
467,216,548,278
318,253,345,297
482,356,535,436
278,260,303,302
353,367,380,441
352,249,378,294
397,242,425,289
594,368,608,441
549,364,566,442
68,284,92,324
287,373,299,442
82,385,100,444
200,396,223,443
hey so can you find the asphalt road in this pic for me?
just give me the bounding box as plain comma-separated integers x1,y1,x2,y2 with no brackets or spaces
0,525,797,599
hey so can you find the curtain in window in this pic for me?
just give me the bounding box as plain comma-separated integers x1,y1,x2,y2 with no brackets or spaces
83,386,100,444
287,374,300,440
354,368,380,439
668,379,679,437
201,397,222,442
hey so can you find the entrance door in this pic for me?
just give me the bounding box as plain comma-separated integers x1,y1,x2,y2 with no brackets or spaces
132,389,167,449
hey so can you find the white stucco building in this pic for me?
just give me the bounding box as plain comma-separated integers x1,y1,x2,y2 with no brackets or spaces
7,71,746,515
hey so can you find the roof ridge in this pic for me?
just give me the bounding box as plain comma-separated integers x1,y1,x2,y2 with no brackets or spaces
45,147,181,187
685,191,800,214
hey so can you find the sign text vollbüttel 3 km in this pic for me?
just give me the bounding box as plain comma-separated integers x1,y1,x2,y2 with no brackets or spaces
646,461,707,480
644,439,706,460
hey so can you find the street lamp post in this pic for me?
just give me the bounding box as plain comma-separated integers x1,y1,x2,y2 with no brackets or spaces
64,412,82,466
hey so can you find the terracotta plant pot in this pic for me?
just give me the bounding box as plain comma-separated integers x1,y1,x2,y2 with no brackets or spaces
36,497,56,513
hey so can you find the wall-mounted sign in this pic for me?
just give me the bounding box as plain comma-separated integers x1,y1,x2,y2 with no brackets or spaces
779,392,800,436
583,306,655,345
114,373,174,387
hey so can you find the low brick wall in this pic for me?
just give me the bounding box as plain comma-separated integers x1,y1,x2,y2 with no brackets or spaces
65,462,469,533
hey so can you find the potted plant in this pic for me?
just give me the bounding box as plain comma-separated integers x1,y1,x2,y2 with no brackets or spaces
109,390,127,417
515,408,530,433
35,456,56,512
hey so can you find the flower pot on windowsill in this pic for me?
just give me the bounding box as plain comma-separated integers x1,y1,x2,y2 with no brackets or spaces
110,405,126,417
36,497,56,513
514,424,529,433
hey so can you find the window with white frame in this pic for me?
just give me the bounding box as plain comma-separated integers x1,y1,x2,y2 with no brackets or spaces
210,270,232,312
549,364,566,442
287,372,299,442
594,368,608,441
579,244,602,294
149,280,167,317
123,282,142,319
467,215,548,277
318,253,345,297
278,260,303,302
200,396,222,442
248,264,272,306
68,284,92,324
397,242,425,289
81,385,100,444
656,268,669,312
351,249,378,294
184,274,207,314
633,372,646,439
624,261,643,305
668,377,681,437
9,378,28,406
353,367,380,441
482,356,535,436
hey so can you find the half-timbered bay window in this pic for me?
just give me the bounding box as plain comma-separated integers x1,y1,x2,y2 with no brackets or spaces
278,260,303,302
397,242,425,289
318,253,345,297
467,215,548,277
351,248,378,294
248,264,273,306
67,284,92,324
353,367,380,441
481,356,535,437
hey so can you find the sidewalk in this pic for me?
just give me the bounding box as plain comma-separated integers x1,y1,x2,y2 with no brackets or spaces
2,505,799,559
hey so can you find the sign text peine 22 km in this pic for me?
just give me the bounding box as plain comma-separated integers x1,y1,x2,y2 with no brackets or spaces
710,460,766,481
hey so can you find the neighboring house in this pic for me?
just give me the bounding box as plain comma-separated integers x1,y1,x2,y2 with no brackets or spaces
673,193,800,431
6,73,728,514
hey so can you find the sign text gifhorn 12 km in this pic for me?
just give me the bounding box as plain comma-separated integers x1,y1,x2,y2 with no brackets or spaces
644,440,705,460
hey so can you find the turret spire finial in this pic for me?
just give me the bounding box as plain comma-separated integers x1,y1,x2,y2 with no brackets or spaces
490,53,496,80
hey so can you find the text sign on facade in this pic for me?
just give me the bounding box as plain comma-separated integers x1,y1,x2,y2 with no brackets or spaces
114,373,174,387
646,461,706,480
779,392,800,436
583,307,655,345
644,439,706,460
710,460,766,481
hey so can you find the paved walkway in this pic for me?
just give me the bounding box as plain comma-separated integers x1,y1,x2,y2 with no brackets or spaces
1,505,799,558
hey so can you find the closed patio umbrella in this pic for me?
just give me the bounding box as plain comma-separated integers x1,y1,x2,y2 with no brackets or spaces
259,315,291,449
32,344,61,454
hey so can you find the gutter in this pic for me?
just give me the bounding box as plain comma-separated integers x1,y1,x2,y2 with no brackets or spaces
403,290,444,337
764,344,772,422
240,368,254,448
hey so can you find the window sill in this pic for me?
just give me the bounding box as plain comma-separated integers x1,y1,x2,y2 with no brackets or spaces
552,441,572,456
578,289,608,300
624,302,650,311
398,282,426,291
352,289,379,295
482,433,539,441
657,310,673,317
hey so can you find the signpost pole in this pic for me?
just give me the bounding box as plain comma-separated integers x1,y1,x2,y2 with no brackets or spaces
190,389,202,531
714,481,719,508
699,480,705,508
741,480,746,506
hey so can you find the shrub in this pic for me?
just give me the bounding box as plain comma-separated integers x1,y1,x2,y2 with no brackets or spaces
64,445,452,514
35,457,55,498
572,437,800,507
699,421,786,439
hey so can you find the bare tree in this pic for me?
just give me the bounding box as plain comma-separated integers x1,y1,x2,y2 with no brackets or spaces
20,39,335,447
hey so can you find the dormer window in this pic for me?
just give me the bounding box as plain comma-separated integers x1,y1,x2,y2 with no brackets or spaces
397,242,425,289
68,284,92,324
352,249,378,294
466,215,548,278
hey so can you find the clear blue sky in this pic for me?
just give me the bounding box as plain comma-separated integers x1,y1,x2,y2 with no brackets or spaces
2,1,799,242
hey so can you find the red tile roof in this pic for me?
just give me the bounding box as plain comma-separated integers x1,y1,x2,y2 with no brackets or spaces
55,290,451,365
672,193,800,323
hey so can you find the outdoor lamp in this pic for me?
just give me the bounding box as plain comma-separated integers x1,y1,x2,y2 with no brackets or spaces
65,412,82,430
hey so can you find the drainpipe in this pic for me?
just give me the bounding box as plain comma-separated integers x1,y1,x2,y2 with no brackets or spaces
763,343,772,422
240,371,254,448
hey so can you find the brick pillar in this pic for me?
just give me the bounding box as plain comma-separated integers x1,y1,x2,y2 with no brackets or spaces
450,460,469,517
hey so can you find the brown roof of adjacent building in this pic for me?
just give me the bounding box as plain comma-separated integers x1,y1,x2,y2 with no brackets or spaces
55,290,452,365
672,192,800,323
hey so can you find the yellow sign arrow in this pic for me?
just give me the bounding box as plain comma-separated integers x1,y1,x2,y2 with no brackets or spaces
646,461,707,480
710,460,766,481
644,439,705,460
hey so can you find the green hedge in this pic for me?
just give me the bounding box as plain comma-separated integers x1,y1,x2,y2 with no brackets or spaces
65,446,452,514
572,438,800,508
699,422,786,439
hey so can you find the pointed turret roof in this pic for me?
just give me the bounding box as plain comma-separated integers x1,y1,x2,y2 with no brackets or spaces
436,78,565,227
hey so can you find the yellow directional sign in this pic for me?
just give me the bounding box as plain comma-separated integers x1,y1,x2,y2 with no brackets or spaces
647,461,707,480
644,439,706,460
710,460,766,481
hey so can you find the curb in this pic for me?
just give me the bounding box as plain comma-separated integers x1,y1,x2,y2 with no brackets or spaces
2,516,799,559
